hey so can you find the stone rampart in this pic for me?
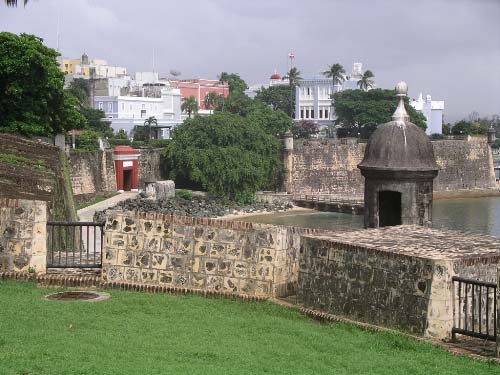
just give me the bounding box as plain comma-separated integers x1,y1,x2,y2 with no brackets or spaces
0,199,47,273
297,226,500,339
69,148,164,199
291,137,495,195
70,150,116,198
101,211,322,297
0,133,76,221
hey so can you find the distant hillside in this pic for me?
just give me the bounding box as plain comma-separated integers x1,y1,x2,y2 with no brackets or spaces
0,133,77,220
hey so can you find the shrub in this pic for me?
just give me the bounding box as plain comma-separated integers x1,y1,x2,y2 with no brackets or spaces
176,189,193,200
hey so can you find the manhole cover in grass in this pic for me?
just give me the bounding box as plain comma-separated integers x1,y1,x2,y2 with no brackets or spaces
45,291,110,302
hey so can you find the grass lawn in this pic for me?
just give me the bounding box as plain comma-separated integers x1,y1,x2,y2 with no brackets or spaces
0,281,498,375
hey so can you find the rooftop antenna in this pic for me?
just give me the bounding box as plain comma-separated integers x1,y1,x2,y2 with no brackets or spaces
56,8,61,52
287,51,295,73
152,48,156,73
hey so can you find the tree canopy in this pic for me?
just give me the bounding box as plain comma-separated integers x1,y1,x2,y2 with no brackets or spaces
255,85,293,116
164,112,282,201
333,89,427,136
0,32,70,135
181,96,198,118
218,72,247,96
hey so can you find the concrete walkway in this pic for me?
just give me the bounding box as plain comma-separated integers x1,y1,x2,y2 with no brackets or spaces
77,191,138,222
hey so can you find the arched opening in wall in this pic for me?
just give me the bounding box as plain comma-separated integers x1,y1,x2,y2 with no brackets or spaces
378,191,402,227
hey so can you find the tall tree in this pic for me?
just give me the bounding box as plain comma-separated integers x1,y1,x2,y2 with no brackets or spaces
218,72,248,96
357,70,375,91
203,91,219,114
181,96,198,118
323,63,346,92
255,85,293,116
282,67,302,118
283,67,302,88
164,112,282,202
143,116,158,142
0,32,71,135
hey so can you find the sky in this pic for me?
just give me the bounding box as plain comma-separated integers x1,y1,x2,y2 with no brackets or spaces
1,0,499,122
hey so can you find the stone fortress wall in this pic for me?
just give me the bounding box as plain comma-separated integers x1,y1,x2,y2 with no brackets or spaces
69,148,163,201
292,137,496,196
297,226,500,338
101,210,324,297
0,199,47,273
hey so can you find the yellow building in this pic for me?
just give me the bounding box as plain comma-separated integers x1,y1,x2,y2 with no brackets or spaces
59,58,81,75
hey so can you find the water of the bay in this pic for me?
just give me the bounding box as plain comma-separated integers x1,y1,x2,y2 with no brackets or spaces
243,197,500,237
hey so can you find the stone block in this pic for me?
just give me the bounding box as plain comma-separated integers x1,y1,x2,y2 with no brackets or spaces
154,180,175,200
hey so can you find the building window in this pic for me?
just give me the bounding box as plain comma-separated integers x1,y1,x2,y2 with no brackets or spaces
108,103,113,112
300,109,304,119
319,109,323,119
307,87,310,96
305,109,309,118
98,102,103,110
311,109,315,119
325,109,329,119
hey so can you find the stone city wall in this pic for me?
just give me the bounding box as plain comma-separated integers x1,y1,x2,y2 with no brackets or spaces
70,150,116,199
69,148,163,200
101,211,322,297
0,199,47,273
297,236,438,336
297,228,500,339
292,138,495,195
0,133,76,221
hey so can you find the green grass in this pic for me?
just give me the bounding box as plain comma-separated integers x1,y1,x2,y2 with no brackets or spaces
0,281,498,375
76,192,120,210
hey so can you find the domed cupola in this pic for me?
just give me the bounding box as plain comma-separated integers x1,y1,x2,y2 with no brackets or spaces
357,82,439,228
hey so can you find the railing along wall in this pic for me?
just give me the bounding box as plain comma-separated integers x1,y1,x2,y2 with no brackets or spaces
452,276,497,342
47,221,104,268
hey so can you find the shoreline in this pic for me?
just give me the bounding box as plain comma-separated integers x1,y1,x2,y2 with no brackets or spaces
434,188,500,200
220,206,313,221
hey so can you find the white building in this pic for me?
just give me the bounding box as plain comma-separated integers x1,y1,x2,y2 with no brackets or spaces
410,93,444,135
94,85,182,139
294,63,372,127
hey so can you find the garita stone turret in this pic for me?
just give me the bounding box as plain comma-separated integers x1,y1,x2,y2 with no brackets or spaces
358,82,439,228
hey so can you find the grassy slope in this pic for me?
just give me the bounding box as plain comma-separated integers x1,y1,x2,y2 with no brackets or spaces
0,281,498,375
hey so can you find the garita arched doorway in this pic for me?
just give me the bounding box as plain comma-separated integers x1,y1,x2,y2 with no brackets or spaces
378,191,402,227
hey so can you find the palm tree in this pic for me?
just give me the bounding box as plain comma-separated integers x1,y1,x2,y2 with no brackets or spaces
282,67,302,118
143,116,158,143
181,96,198,118
283,67,302,88
323,63,346,93
357,70,375,91
204,91,219,115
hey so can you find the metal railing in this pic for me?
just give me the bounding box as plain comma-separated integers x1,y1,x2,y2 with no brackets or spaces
452,276,497,342
47,221,104,268
292,194,364,206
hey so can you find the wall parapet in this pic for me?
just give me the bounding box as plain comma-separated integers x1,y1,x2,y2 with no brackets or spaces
101,210,321,298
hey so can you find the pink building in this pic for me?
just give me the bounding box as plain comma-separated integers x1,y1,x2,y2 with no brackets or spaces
168,79,229,111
